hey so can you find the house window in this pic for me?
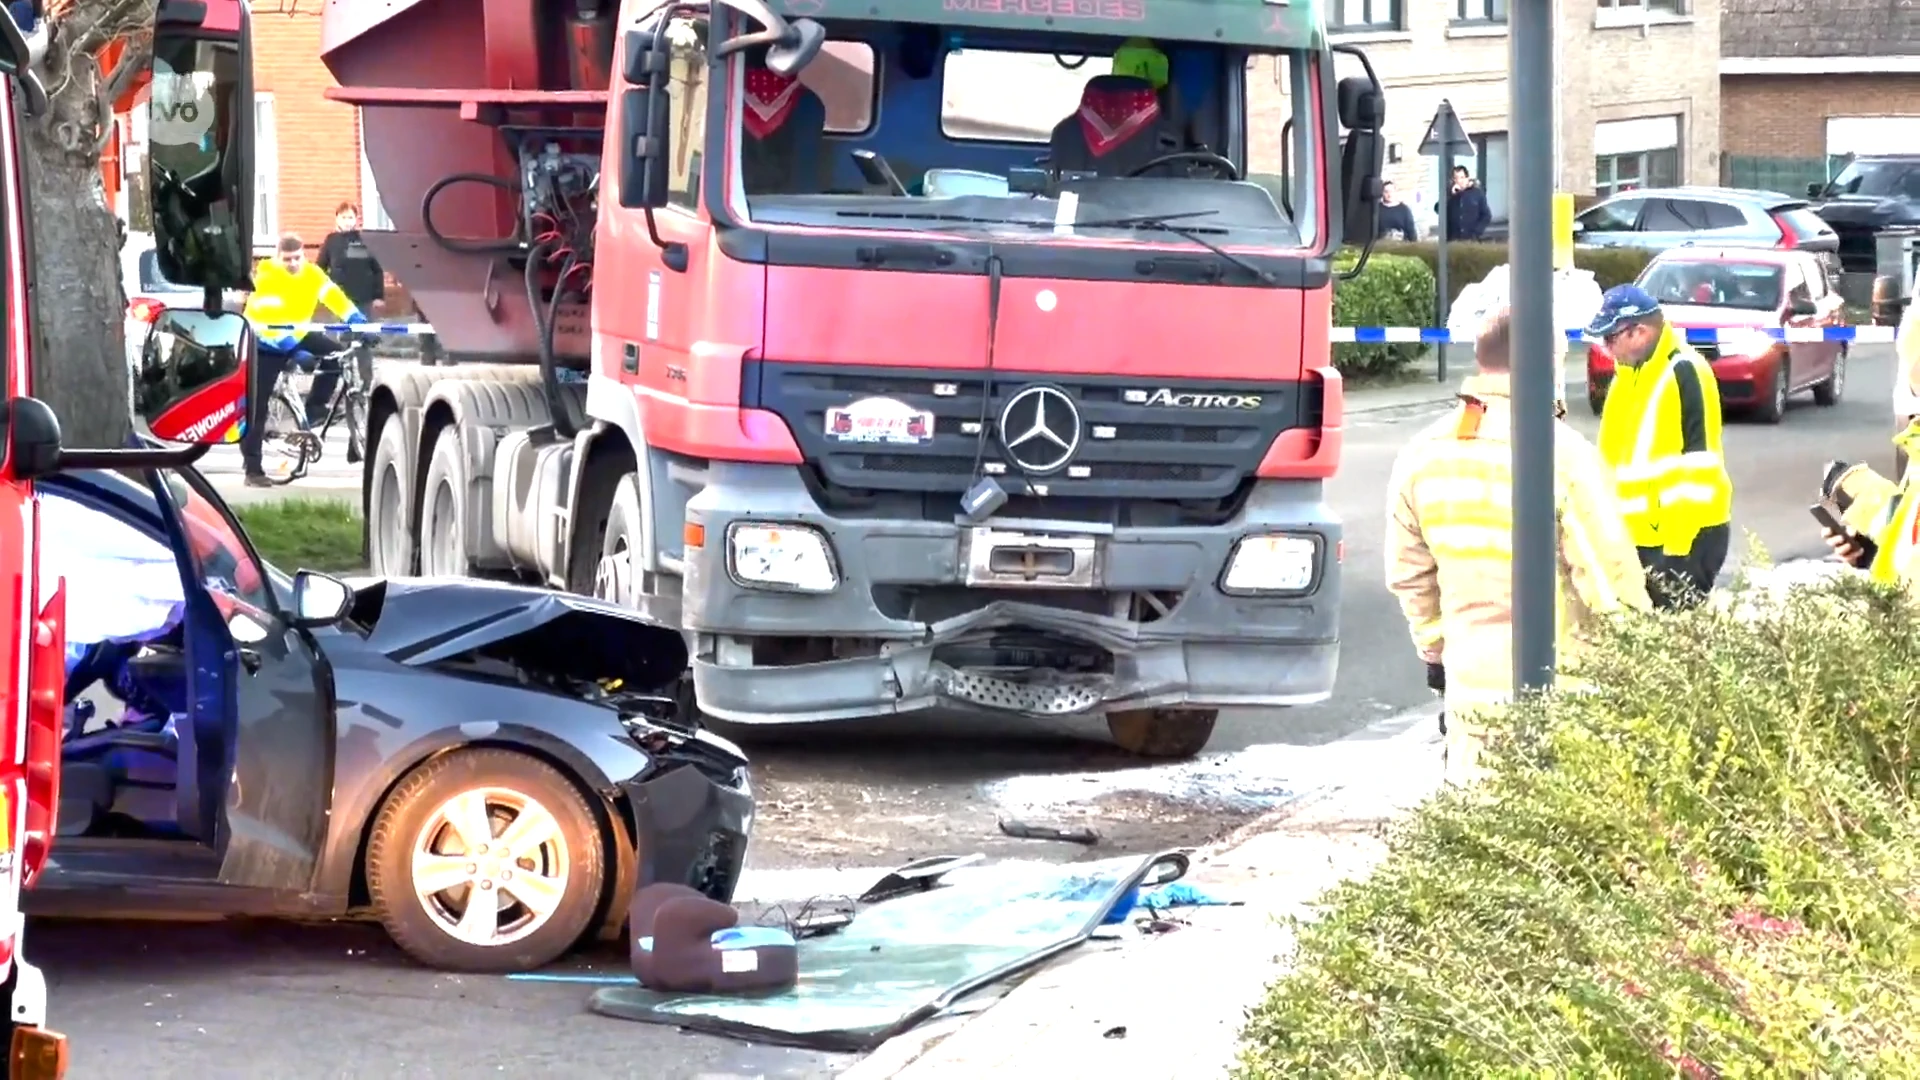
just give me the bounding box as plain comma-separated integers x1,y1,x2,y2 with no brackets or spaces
1594,115,1681,197
1597,0,1684,13
1455,0,1507,23
253,93,278,247
1331,0,1400,32
358,112,392,230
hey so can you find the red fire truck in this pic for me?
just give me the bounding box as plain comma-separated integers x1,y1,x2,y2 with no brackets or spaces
324,0,1384,758
0,2,259,1073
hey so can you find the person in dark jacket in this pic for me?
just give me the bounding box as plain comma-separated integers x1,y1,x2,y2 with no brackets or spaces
1443,166,1492,241
1376,180,1418,241
316,202,386,317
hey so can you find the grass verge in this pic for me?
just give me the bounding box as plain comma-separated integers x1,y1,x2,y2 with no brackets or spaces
236,498,365,574
1235,573,1920,1078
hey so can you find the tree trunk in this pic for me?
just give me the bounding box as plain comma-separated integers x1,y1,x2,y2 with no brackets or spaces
25,6,154,448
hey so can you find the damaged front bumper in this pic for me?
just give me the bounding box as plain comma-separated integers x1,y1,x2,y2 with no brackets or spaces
679,464,1340,724
620,722,753,902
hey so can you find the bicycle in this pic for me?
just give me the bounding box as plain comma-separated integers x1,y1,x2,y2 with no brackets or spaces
256,333,374,486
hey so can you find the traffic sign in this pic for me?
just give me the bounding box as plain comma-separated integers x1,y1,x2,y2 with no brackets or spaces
1418,100,1475,157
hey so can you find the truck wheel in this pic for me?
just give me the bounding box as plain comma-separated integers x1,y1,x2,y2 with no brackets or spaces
368,420,416,576
365,749,607,974
575,469,643,606
1105,707,1218,759
420,425,474,577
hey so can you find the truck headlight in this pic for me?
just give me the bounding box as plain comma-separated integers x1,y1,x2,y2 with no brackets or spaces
1221,534,1319,594
726,523,838,593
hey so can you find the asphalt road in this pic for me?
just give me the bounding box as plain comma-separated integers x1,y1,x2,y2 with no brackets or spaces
57,344,1899,1078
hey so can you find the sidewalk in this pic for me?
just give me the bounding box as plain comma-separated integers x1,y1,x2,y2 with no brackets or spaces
841,709,1447,1080
1347,348,1586,416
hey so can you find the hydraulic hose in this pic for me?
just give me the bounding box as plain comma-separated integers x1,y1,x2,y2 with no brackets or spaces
525,239,581,439
422,172,525,254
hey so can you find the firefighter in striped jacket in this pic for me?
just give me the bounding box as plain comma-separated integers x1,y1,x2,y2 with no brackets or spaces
1588,285,1735,610
1387,307,1652,784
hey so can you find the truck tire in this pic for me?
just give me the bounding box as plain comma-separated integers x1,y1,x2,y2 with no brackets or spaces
1105,707,1218,759
420,425,475,577
584,471,644,606
365,748,607,974
368,420,416,576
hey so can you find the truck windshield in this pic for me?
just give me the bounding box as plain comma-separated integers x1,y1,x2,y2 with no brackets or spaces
682,29,1319,254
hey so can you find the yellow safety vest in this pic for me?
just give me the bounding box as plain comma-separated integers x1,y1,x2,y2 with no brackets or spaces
1867,423,1920,589
1595,325,1734,556
242,258,359,351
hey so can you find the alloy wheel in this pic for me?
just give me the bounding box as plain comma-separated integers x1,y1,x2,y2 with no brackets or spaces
410,787,571,949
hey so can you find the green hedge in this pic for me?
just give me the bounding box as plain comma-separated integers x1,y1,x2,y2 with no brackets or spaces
1374,240,1659,307
1331,249,1435,382
1235,572,1920,1078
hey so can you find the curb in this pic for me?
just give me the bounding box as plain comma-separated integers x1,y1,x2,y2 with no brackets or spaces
838,707,1445,1080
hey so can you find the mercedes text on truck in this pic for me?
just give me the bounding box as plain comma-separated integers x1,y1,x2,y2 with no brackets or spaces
0,2,261,1073
321,0,1385,759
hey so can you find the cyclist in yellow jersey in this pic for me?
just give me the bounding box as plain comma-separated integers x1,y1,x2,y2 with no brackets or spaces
239,233,367,485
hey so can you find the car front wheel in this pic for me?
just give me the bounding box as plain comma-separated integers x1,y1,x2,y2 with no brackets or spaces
366,749,607,973
1754,359,1788,425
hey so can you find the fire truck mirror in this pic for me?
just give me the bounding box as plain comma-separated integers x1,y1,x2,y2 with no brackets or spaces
765,18,825,78
1335,75,1386,251
619,86,673,210
133,309,254,446
146,1,257,293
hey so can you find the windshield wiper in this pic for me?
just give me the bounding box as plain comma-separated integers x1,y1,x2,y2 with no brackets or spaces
1071,212,1279,287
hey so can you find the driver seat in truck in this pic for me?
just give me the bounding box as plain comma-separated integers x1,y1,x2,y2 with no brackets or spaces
740,66,828,196
1048,74,1184,179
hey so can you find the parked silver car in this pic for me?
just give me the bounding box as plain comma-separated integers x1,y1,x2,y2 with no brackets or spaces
1572,186,1839,261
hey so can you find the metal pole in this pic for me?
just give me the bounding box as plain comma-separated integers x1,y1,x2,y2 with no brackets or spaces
1435,108,1451,383
1510,0,1556,694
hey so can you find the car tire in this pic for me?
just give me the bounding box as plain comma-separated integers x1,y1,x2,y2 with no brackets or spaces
1754,359,1788,425
419,424,475,577
1106,707,1218,759
366,748,607,974
1813,347,1846,407
367,419,416,576
1588,389,1606,416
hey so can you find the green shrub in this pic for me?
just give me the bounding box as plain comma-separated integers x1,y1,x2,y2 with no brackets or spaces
1332,250,1436,382
1235,572,1920,1079
237,497,364,573
1376,240,1658,307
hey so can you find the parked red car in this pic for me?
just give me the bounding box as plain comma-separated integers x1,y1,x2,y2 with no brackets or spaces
1586,248,1849,424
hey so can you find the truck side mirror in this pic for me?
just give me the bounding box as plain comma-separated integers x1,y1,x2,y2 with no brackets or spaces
619,28,674,209
146,0,257,293
1335,73,1386,253
134,310,255,446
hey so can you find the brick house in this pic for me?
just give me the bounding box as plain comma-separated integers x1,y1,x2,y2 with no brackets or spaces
1252,0,1722,237
1720,0,1920,195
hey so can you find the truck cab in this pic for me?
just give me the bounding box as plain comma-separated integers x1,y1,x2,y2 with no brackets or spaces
324,0,1384,758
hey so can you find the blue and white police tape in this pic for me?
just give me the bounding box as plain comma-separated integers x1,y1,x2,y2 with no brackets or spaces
261,322,438,335
1329,325,1899,345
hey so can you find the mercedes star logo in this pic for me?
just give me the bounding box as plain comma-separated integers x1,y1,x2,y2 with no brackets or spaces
998,384,1081,475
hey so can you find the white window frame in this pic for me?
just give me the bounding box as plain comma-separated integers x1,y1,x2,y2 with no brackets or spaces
358,111,392,230
253,93,279,248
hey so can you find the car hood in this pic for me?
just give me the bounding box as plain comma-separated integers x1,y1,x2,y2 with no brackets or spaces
342,576,689,692
1811,197,1897,226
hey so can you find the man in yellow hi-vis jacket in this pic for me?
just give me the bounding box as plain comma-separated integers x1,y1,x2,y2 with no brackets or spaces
1388,309,1653,784
1821,314,1920,591
1588,285,1735,610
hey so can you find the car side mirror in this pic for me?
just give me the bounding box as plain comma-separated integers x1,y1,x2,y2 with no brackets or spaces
1789,297,1819,318
135,310,254,445
1807,182,1823,199
146,0,258,293
290,570,353,628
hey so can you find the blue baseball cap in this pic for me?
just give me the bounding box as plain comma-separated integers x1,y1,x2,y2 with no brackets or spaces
1586,284,1662,338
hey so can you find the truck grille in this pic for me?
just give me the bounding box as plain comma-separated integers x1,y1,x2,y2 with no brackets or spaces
742,361,1313,501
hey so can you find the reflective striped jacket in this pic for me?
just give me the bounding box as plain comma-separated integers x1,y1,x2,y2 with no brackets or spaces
1386,374,1653,714
1594,324,1734,556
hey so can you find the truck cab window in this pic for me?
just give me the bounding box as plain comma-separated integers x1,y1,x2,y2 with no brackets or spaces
667,20,708,209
